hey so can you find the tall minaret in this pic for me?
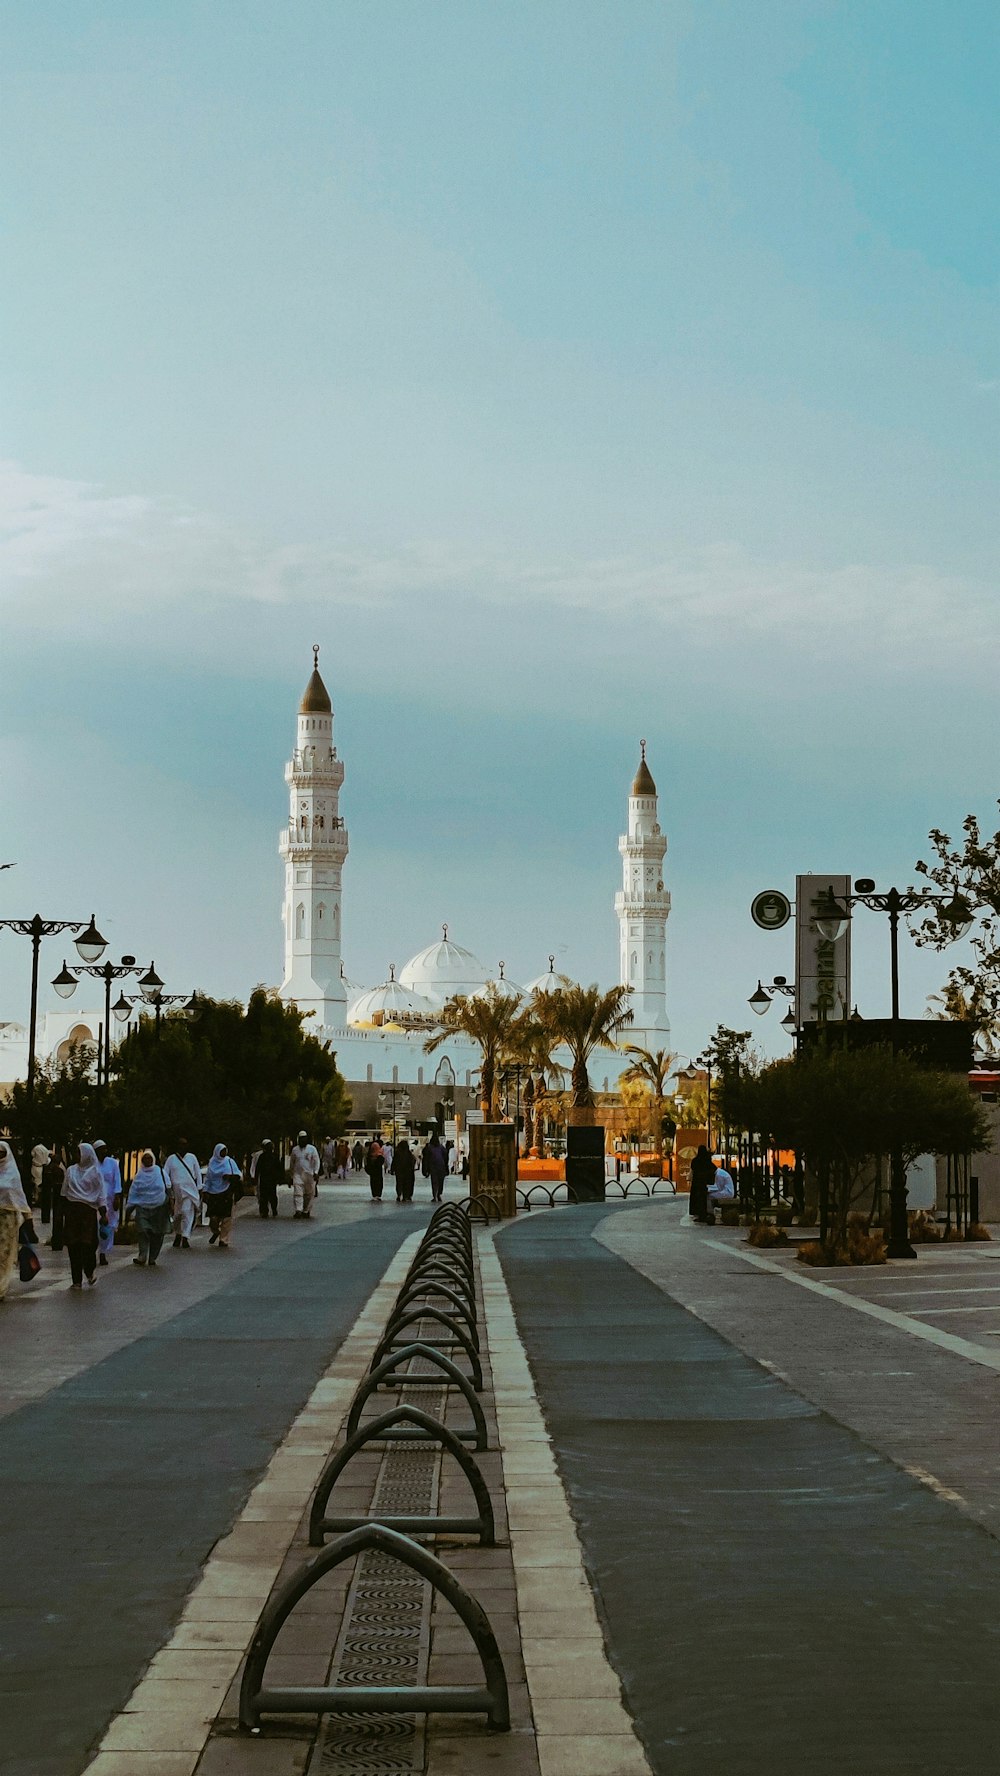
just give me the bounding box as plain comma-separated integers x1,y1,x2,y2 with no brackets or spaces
279,647,349,1029
615,742,671,1041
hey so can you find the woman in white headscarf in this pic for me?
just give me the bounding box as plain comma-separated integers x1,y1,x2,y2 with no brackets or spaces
0,1142,31,1300
203,1143,241,1249
61,1142,108,1289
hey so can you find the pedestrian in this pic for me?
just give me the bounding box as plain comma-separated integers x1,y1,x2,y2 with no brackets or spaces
335,1139,350,1179
43,1148,67,1248
320,1136,336,1180
204,1143,241,1248
61,1142,108,1289
391,1139,416,1203
382,1138,394,1180
351,1140,364,1173
707,1155,736,1216
366,1136,385,1201
30,1142,51,1208
689,1144,715,1224
93,1140,121,1265
254,1138,283,1218
164,1139,202,1247
421,1132,448,1203
0,1142,32,1301
289,1130,320,1218
126,1150,170,1267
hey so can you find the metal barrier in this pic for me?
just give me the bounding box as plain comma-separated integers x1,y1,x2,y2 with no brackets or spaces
308,1404,495,1547
515,1182,580,1210
347,1343,488,1448
458,1192,504,1222
239,1523,510,1734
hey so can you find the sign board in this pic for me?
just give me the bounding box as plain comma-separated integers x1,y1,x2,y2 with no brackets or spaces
751,889,791,931
469,1122,517,1216
465,1109,485,1126
795,874,851,1027
444,1120,458,1142
673,1129,708,1195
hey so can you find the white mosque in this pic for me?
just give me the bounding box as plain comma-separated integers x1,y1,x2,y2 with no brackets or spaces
0,650,673,1127
276,649,672,1127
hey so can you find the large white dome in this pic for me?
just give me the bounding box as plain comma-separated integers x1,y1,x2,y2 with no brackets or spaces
399,926,490,1012
525,956,567,996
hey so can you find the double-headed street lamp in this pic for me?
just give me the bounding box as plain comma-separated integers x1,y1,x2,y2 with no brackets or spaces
811,880,976,1259
376,1085,411,1146
748,975,798,1035
53,957,164,1087
0,914,107,1114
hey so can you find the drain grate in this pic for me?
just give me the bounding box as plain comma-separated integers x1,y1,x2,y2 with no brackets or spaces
312,1361,449,1772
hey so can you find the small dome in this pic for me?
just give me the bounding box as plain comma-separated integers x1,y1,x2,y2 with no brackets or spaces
526,955,564,997
399,926,490,1012
348,965,434,1028
631,740,656,797
480,962,524,1004
299,645,332,714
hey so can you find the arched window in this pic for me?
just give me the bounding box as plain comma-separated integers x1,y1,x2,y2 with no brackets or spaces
366,1064,373,1083
630,951,637,978
317,904,324,924
295,903,305,940
316,815,324,829
417,1066,424,1085
300,814,307,830
392,1065,399,1084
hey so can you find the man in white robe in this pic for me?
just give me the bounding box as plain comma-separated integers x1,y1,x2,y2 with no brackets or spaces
289,1131,320,1219
93,1141,121,1265
164,1140,202,1247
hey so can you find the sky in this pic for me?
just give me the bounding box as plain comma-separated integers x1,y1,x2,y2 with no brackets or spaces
1,0,997,1063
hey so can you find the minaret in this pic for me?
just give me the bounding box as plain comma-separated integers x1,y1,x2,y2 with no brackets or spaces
279,647,348,1028
615,742,671,1040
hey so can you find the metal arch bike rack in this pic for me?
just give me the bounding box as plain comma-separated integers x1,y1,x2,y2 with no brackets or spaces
347,1343,489,1448
392,1279,478,1344
459,1192,504,1222
624,1177,653,1197
239,1522,510,1734
409,1234,474,1278
404,1257,475,1299
308,1404,496,1547
373,1307,483,1391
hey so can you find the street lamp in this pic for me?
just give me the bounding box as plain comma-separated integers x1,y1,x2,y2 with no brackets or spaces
376,1085,411,1146
748,976,798,1037
58,955,153,1087
0,914,108,1149
500,1062,528,1154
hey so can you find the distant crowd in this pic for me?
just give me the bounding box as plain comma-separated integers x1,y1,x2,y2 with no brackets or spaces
0,1129,468,1300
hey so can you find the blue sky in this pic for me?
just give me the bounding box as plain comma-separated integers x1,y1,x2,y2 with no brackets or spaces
2,1,997,1061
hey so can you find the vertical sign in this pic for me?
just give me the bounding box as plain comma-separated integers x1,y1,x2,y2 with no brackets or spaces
795,874,851,1027
469,1123,517,1216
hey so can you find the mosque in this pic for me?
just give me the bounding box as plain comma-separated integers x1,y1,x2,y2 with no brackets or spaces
0,651,673,1132
277,649,671,1132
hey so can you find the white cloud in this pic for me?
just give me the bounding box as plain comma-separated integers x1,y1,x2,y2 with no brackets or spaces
1,459,995,678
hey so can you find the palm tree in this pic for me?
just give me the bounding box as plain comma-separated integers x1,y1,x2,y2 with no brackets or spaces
619,1043,679,1166
536,982,634,1121
425,985,525,1118
502,1012,565,1155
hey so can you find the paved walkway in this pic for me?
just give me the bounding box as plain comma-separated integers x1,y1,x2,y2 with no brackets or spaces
5,1190,999,1776
496,1200,1000,1775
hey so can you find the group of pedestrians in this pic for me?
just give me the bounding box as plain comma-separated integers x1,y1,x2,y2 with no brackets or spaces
688,1145,736,1224
361,1131,449,1204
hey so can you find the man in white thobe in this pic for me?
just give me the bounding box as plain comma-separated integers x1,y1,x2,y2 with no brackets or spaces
164,1141,202,1247
93,1141,121,1265
290,1131,320,1219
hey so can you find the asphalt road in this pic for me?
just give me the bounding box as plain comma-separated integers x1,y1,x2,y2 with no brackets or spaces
0,1201,422,1776
497,1203,1000,1776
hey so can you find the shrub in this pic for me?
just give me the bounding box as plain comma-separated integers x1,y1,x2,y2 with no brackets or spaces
746,1223,788,1248
967,1222,993,1241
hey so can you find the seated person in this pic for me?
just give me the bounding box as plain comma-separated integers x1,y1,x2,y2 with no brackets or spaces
707,1157,735,1207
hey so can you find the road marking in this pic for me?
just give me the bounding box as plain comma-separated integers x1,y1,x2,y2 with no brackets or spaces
908,1304,1000,1316
868,1285,1000,1298
704,1239,1000,1372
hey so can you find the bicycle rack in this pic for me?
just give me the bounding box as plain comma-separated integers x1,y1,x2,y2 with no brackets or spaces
239,1523,510,1734
459,1192,504,1222
308,1404,496,1547
373,1308,483,1389
347,1343,488,1448
391,1279,478,1343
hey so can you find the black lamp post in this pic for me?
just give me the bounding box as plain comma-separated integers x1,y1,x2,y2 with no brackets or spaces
748,975,799,1039
500,1063,527,1154
812,880,976,1258
56,955,157,1087
0,914,107,1165
376,1085,411,1146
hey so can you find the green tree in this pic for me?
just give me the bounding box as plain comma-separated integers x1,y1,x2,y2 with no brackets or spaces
4,1044,100,1165
915,805,1000,1040
725,1046,989,1255
107,989,350,1161
425,985,526,1117
535,982,634,1118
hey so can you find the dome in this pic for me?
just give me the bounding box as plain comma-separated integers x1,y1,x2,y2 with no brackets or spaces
299,645,332,714
480,962,524,1004
348,964,434,1028
339,963,368,1018
398,925,490,1012
525,955,564,997
631,740,656,797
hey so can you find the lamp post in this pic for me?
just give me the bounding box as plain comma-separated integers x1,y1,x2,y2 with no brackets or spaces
0,915,107,1164
811,880,976,1259
748,975,799,1039
376,1085,411,1146
500,1062,527,1154
55,955,157,1087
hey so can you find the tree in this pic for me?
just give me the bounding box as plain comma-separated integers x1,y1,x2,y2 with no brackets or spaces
425,985,526,1118
914,805,1000,1040
107,989,350,1160
619,1044,678,1164
535,982,633,1119
4,1044,100,1164
499,1013,565,1154
725,1045,989,1255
